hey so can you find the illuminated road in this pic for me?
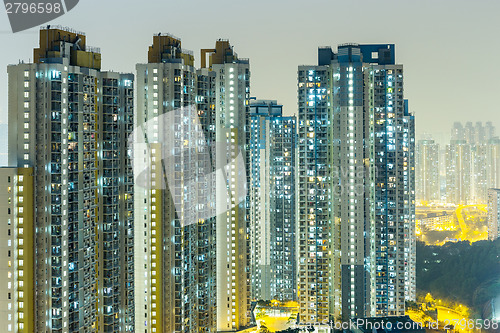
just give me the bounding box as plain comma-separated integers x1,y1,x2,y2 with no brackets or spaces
456,205,470,234
416,204,488,245
436,306,464,320
455,204,487,242
436,306,469,332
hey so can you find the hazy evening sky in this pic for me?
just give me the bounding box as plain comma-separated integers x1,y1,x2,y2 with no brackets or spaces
1,0,499,145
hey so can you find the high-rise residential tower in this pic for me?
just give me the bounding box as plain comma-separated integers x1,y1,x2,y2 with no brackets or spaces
249,99,296,302
297,44,415,321
134,35,250,332
7,26,135,333
296,63,330,323
134,34,217,333
416,139,440,203
204,40,251,332
488,188,500,240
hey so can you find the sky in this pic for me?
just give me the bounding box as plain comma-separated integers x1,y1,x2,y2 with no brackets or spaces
0,0,499,146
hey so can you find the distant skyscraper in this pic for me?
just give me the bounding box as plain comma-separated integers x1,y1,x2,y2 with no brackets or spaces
485,122,496,141
487,138,500,189
474,122,485,145
464,122,475,145
7,26,135,332
445,140,472,204
475,137,500,203
297,44,415,321
134,35,250,332
488,189,500,240
249,99,296,302
451,122,464,141
453,121,497,146
473,143,490,203
416,139,440,203
445,122,499,204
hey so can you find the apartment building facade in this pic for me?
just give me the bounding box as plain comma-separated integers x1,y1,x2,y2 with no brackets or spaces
416,139,440,203
249,99,296,302
488,188,500,240
134,35,251,333
7,26,134,333
297,44,415,322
